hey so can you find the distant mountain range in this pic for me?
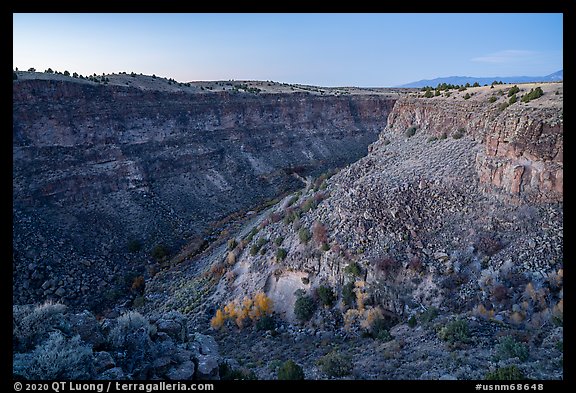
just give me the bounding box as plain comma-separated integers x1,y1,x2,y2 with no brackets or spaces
398,70,563,88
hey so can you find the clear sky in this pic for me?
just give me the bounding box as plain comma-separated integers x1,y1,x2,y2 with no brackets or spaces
13,13,563,87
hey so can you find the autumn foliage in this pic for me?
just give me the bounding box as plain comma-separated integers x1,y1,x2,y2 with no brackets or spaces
210,292,273,330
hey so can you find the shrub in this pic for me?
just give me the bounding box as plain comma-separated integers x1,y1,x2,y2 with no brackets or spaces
473,82,480,87
13,302,68,352
277,360,305,380
521,87,544,103
255,315,276,331
464,93,471,100
427,136,438,142
276,248,287,261
298,227,311,244
485,365,525,380
407,315,417,328
489,96,498,103
438,319,470,346
127,239,142,253
342,282,356,307
301,198,317,213
495,336,529,362
109,311,154,348
507,85,520,97
227,239,238,251
423,90,434,98
274,236,284,246
317,351,352,377
13,332,94,379
452,129,464,139
131,275,145,293
286,196,299,207
28,67,36,72
151,244,169,260
508,94,517,105
245,227,259,243
317,285,336,307
499,102,509,111
367,316,393,341
321,242,330,251
294,295,316,322
283,209,300,224
219,362,258,380
405,127,417,137
344,262,362,277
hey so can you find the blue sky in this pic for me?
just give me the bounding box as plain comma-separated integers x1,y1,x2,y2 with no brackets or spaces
13,13,563,87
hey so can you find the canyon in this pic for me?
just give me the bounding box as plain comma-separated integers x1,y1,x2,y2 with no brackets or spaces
13,73,563,380
13,74,397,310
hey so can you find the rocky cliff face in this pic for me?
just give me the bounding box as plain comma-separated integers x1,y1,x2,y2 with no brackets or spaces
12,78,396,309
386,83,563,204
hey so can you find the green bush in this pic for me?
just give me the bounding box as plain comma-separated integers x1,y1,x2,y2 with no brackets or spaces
418,307,438,323
274,236,284,246
485,365,525,380
407,315,417,328
294,295,316,322
342,282,356,307
423,90,434,98
427,136,438,142
521,86,544,103
507,85,520,97
499,102,509,111
276,248,287,261
438,319,470,346
317,285,336,307
13,332,94,379
370,318,393,341
344,262,362,277
508,94,517,105
151,244,169,260
299,227,311,244
317,351,352,377
277,360,305,380
303,198,319,213
255,315,276,331
405,127,417,137
464,93,471,100
488,96,498,103
321,242,330,251
495,336,529,362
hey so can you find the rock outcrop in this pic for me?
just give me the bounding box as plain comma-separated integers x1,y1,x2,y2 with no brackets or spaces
386,83,563,203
